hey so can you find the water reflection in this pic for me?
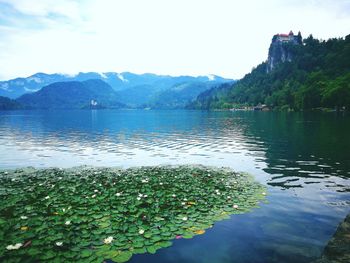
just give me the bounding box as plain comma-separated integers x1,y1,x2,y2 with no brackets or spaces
0,110,349,192
1,110,350,263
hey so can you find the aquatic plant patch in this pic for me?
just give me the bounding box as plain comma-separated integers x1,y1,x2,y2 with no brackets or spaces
0,166,267,262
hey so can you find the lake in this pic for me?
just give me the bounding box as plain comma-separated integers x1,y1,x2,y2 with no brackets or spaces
0,110,349,263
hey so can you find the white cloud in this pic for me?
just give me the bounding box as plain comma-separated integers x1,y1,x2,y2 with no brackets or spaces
0,0,349,80
0,0,81,19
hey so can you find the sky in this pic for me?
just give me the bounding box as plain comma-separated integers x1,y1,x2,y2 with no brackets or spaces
0,0,349,81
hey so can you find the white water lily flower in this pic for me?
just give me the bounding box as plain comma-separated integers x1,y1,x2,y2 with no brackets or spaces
159,182,163,185
115,193,122,197
55,242,63,247
227,196,231,199
233,204,238,209
94,189,99,193
91,194,96,198
181,202,186,205
138,193,143,197
183,198,188,201
44,196,50,200
143,194,148,198
20,216,28,220
103,236,113,244
172,194,176,198
65,221,71,225
62,208,66,212
6,243,22,250
139,229,145,235
137,197,141,201
262,192,266,195
182,216,188,221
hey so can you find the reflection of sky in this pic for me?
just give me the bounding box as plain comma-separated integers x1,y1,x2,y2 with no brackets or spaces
1,110,350,263
1,110,350,193
0,111,265,183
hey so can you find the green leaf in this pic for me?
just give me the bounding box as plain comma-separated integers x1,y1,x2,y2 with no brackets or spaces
111,251,133,263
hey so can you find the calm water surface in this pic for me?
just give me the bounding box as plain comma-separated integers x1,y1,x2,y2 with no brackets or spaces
0,110,349,263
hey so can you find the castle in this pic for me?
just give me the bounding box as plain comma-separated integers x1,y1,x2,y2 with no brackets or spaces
267,30,302,72
272,30,302,45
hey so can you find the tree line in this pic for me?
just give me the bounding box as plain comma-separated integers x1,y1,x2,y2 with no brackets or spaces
189,34,350,111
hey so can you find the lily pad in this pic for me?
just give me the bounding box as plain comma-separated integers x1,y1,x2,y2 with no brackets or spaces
0,165,267,262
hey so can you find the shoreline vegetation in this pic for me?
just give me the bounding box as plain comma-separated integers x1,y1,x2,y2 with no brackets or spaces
0,165,267,263
213,106,349,112
189,34,350,111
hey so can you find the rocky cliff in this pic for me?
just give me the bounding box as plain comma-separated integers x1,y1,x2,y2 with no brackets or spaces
267,31,302,72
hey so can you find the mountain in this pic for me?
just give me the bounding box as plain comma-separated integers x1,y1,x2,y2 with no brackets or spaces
115,75,231,108
190,33,350,111
0,72,232,100
17,79,124,109
0,96,23,110
0,73,68,99
149,81,234,109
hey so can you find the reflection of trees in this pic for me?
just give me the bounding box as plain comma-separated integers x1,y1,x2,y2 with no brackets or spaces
1,110,349,191
237,111,350,189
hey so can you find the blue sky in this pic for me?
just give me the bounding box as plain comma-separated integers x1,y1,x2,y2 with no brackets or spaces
0,0,349,80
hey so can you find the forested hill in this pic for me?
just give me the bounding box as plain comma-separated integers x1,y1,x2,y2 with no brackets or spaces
189,34,350,110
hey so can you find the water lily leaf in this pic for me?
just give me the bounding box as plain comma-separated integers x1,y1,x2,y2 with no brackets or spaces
147,246,158,254
0,166,266,262
111,250,133,263
194,229,205,235
81,250,93,258
157,241,172,248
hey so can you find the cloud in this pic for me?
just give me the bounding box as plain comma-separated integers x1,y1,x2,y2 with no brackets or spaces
0,0,81,19
0,0,349,80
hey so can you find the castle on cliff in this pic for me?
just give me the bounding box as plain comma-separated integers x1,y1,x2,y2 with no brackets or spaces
272,30,302,45
267,30,302,72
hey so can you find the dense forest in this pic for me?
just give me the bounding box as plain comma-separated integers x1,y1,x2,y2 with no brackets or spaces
0,96,22,110
190,34,350,110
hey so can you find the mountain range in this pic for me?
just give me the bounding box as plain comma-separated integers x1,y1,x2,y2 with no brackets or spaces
4,32,346,112
0,72,232,109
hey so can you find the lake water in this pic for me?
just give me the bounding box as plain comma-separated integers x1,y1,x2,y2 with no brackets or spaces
0,110,349,262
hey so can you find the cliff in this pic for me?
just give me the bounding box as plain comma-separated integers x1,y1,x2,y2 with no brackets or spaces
266,31,302,72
